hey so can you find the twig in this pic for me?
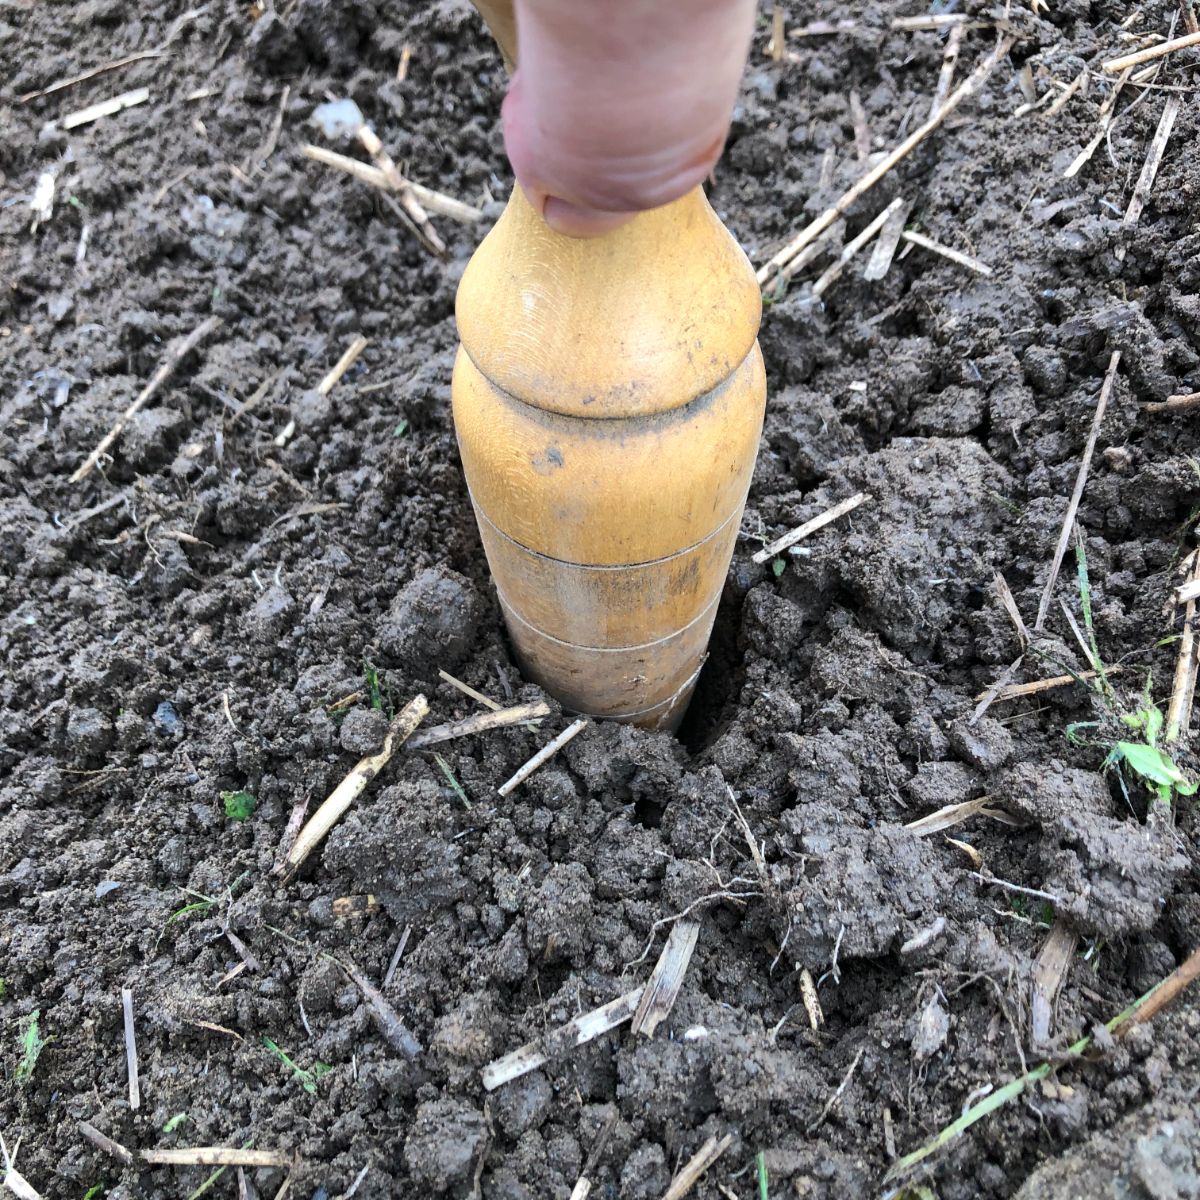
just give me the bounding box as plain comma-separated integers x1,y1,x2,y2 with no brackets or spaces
438,670,501,711
405,701,550,750
757,37,1013,284
336,957,421,1057
1030,917,1078,1044
809,199,906,294
1117,94,1180,261
976,667,1121,702
863,198,910,280
892,13,972,28
808,1045,865,1132
660,1135,734,1200
273,797,310,874
1182,0,1200,35
887,944,1200,1178
19,51,164,103
767,3,785,61
282,695,428,875
631,919,701,1036
253,84,291,167
570,1113,618,1200
301,146,484,223
121,988,140,1110
1176,578,1200,605
190,1019,244,1041
930,24,965,117
1043,67,1089,118
849,90,870,160
61,86,150,129
497,719,588,797
1033,352,1121,631
274,334,367,446
904,796,1020,836
1146,390,1200,414
382,924,412,990
1166,550,1200,743
1116,944,1200,1033
71,315,222,482
79,1121,133,1165
482,987,644,1091
900,229,992,275
799,968,824,1029
1103,28,1200,71
357,127,445,255
752,492,869,564
0,1133,42,1200
971,872,1061,904
143,1148,292,1168
318,335,368,396
1063,68,1133,178
993,572,1030,647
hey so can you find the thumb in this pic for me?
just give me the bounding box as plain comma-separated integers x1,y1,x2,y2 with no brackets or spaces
501,0,757,237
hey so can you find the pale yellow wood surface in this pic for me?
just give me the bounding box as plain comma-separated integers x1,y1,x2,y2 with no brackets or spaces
472,0,518,67
452,19,766,726
452,343,764,564
457,186,762,419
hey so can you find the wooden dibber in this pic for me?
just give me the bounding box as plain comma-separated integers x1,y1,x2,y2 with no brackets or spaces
455,1,767,731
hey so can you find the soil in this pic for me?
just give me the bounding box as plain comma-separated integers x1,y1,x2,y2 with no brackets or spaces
2,0,1200,1197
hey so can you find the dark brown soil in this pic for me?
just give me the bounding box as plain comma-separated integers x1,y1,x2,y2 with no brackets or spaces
3,0,1200,1196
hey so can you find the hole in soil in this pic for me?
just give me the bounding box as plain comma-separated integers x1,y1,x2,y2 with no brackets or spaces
677,585,748,754
633,795,665,828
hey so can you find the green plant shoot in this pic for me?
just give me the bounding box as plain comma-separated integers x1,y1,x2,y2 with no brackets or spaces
222,790,257,822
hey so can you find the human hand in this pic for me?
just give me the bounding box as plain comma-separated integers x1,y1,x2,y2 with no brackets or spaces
500,0,758,236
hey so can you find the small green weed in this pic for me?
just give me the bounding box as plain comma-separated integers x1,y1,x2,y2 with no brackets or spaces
1058,536,1197,810
756,1150,769,1200
221,790,257,822
262,1037,331,1094
393,418,409,438
771,557,786,578
83,1185,105,1200
434,754,472,809
363,660,383,710
162,898,215,934
163,1112,189,1133
0,977,7,999
16,1010,49,1083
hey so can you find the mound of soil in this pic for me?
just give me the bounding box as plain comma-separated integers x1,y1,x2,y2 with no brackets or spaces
2,0,1199,1196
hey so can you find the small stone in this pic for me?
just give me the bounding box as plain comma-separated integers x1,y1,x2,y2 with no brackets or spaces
948,717,1014,773
339,706,388,755
1023,346,1069,396
154,700,181,735
491,1071,553,1138
403,1099,488,1192
913,993,950,1061
247,584,296,645
66,706,113,758
378,567,478,674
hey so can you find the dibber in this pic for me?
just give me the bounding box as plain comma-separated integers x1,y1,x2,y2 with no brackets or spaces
454,1,766,730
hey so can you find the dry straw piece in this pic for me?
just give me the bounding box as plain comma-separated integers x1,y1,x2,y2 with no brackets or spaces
405,700,550,750
71,315,222,482
1102,28,1200,71
757,37,1014,285
283,694,428,875
752,492,869,564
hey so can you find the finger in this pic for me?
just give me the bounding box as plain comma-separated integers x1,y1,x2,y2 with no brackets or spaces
502,0,757,235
